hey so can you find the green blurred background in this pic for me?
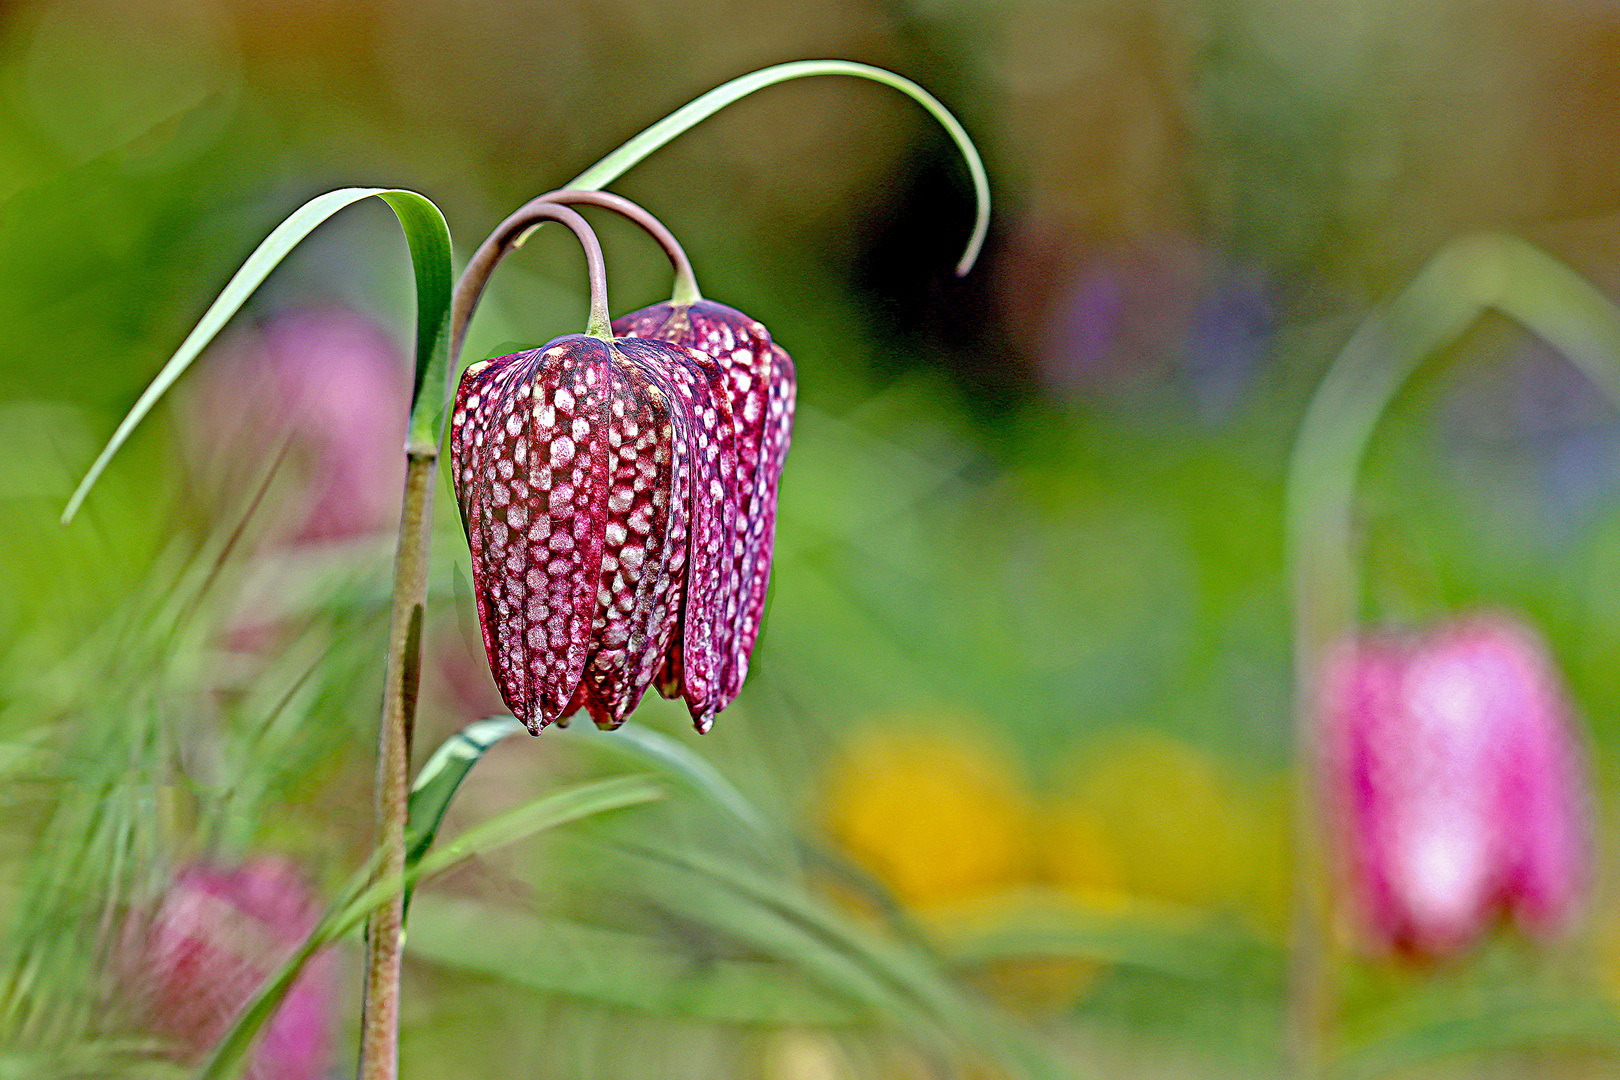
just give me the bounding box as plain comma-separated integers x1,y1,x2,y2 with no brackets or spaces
6,0,1620,1076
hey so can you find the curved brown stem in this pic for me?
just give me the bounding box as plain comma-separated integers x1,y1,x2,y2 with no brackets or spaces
533,190,702,306
449,200,611,376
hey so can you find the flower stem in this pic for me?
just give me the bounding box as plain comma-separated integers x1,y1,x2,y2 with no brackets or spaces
358,448,432,1080
1282,233,1620,1077
532,190,702,306
452,200,612,358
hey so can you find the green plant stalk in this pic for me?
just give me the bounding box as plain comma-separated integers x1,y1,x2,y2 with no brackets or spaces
358,449,432,1080
1282,233,1620,1078
524,190,702,306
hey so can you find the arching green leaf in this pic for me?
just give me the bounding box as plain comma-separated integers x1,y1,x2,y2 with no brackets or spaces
567,60,991,276
63,187,453,524
404,715,525,889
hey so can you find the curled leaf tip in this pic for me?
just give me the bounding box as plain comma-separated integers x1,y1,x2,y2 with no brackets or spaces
567,58,990,281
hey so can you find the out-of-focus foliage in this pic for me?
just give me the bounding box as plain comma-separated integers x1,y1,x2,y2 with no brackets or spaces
6,0,1620,1077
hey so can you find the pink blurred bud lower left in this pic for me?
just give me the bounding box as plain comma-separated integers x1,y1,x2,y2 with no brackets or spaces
1320,614,1590,957
127,858,334,1080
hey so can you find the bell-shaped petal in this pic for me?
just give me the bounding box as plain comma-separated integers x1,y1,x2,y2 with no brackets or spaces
1320,613,1590,957
615,300,796,714
1458,620,1590,938
450,337,614,732
639,340,738,732
574,340,691,728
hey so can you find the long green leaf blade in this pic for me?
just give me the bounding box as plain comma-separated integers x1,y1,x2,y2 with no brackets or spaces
562,720,771,837
405,895,864,1025
63,187,453,524
332,774,663,939
628,843,1074,1079
1334,995,1620,1080
567,60,991,276
405,715,525,875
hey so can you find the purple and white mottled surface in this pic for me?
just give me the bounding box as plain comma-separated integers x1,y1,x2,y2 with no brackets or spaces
449,309,793,734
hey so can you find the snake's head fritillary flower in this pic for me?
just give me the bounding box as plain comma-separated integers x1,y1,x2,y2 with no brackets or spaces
614,300,796,717
1321,614,1590,957
128,858,333,1080
449,333,739,733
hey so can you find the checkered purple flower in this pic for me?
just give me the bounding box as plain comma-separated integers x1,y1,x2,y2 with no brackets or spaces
449,320,790,734
614,300,795,717
129,858,333,1080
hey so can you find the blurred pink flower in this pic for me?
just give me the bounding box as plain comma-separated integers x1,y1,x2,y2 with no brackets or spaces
1321,614,1590,957
129,858,334,1080
185,307,409,544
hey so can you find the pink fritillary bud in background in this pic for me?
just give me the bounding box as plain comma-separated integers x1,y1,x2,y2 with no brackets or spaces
449,333,744,733
614,300,796,720
184,307,410,544
1321,614,1590,957
129,858,334,1080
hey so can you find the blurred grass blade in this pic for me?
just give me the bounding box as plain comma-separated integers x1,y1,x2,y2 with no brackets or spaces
940,906,1274,982
196,775,660,1080
1289,232,1620,656
405,894,863,1025
63,187,453,524
630,843,1074,1079
1333,995,1620,1080
646,845,966,1022
567,59,991,275
563,720,771,837
405,715,525,875
0,1040,186,1079
667,876,949,1045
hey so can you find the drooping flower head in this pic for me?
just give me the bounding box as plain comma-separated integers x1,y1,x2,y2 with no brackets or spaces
448,194,795,734
1320,613,1590,957
525,190,797,720
449,329,737,733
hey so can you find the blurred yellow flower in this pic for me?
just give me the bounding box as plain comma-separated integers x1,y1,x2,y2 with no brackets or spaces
762,1030,849,1080
822,720,1034,911
1055,731,1281,917
1038,799,1128,912
820,722,1292,1018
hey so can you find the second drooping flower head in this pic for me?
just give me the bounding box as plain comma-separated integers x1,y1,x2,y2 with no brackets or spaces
613,299,795,715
